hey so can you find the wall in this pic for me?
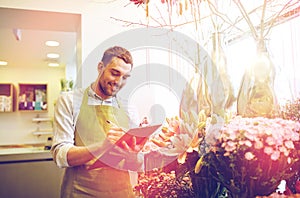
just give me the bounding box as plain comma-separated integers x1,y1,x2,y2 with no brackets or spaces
0,66,65,145
79,2,145,88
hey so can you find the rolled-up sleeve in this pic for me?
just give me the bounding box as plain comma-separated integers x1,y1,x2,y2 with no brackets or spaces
51,90,82,168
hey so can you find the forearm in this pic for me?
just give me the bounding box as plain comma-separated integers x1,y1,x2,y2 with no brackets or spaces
66,146,94,166
66,140,112,167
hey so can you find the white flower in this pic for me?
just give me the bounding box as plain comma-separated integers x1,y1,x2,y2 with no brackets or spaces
205,114,225,145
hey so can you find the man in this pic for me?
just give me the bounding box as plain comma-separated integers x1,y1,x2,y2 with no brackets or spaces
51,46,142,198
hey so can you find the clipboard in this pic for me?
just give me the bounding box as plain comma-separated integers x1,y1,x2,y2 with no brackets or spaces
87,124,162,170
114,124,162,148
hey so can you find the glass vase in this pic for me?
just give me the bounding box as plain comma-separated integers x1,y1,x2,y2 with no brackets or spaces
237,39,279,118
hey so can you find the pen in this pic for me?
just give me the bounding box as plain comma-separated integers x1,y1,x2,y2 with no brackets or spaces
106,120,127,131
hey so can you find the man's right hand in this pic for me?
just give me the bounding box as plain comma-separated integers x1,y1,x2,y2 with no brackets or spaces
107,127,126,144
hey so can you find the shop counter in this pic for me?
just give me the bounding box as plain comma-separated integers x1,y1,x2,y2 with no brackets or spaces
0,146,64,198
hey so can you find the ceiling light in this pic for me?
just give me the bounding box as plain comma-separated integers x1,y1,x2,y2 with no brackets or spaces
48,62,59,67
45,40,60,47
0,61,8,66
47,53,60,59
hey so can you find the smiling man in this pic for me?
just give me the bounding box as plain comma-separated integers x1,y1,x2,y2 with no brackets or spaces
51,46,142,198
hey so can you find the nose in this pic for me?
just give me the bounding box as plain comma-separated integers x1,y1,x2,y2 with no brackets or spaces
113,76,123,87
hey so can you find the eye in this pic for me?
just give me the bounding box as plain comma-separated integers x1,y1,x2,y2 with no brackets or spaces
111,70,120,76
123,75,130,80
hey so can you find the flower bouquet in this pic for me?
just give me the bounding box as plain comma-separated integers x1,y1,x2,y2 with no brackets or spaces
136,109,206,196
133,168,194,198
148,110,207,163
281,98,300,193
196,116,300,197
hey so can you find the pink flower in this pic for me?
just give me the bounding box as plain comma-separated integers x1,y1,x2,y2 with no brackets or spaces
289,130,300,141
227,128,238,140
284,140,294,149
264,146,273,155
279,146,289,156
254,140,263,149
264,129,272,136
238,140,252,148
245,152,255,160
265,136,276,146
166,117,180,134
224,141,237,152
244,131,256,141
270,150,280,161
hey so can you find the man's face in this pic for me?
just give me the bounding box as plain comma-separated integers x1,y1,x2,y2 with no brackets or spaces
97,57,132,99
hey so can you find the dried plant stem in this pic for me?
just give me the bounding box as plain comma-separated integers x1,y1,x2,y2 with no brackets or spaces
233,0,259,40
260,0,267,41
110,16,211,29
207,0,239,32
264,0,295,38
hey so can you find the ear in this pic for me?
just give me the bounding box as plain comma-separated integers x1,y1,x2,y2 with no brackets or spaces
97,62,104,72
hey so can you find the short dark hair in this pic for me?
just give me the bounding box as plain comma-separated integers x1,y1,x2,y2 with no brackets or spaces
101,46,133,68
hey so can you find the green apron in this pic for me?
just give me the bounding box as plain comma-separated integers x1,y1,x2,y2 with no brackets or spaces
60,88,134,198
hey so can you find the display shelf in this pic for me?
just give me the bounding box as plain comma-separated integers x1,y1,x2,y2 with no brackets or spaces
32,131,53,136
18,83,47,112
32,116,53,137
0,83,15,112
32,117,52,122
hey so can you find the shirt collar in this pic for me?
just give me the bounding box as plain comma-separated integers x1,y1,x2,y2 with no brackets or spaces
87,85,117,105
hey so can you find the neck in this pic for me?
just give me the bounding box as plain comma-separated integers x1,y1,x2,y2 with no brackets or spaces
91,82,112,100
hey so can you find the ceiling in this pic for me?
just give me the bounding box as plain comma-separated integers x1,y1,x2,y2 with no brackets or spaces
0,7,81,69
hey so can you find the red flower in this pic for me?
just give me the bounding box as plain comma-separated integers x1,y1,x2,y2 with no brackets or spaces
295,180,300,193
130,0,148,6
284,186,293,195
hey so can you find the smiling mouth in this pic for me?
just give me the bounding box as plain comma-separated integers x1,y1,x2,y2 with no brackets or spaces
110,84,119,92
